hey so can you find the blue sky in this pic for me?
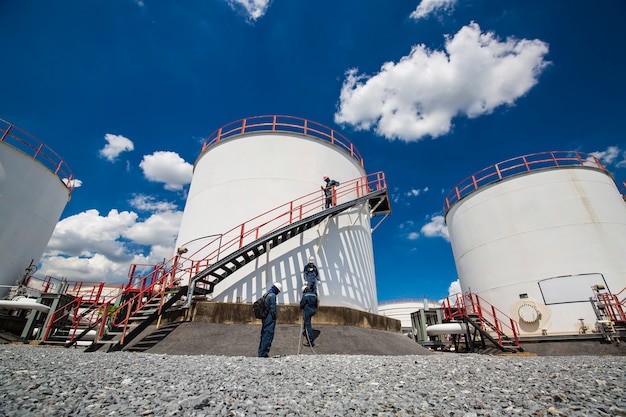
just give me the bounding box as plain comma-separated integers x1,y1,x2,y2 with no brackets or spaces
1,0,625,303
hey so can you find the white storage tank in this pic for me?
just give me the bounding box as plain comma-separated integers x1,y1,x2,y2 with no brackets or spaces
174,115,384,312
0,119,74,298
444,151,626,336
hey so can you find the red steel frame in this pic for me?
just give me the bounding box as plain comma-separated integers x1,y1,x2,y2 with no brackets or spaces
201,115,365,168
442,292,521,348
0,118,75,193
596,287,626,324
443,151,610,216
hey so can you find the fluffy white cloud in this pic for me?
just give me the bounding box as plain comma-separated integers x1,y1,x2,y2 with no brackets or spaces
590,146,626,167
227,0,270,22
139,151,193,191
39,204,183,283
63,178,82,189
123,210,183,246
130,194,178,212
335,23,550,142
410,0,457,20
420,215,449,241
99,133,134,162
447,279,461,296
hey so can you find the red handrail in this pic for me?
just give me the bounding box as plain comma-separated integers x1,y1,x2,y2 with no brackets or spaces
126,172,386,293
443,151,610,215
0,118,75,193
41,171,387,346
442,292,520,347
200,115,365,168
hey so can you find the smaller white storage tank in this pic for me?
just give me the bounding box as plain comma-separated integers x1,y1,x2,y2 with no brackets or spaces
0,119,74,298
444,151,626,337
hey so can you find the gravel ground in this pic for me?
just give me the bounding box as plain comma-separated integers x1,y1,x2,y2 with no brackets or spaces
0,344,624,417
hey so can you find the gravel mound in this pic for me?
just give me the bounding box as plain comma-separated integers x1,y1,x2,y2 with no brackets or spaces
1,344,624,416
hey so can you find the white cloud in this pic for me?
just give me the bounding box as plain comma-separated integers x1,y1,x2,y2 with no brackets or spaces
447,279,461,296
420,215,449,241
124,210,182,246
44,209,139,261
407,231,420,240
130,194,178,212
335,22,550,142
406,186,429,197
226,0,270,22
410,0,457,20
39,205,183,284
590,146,626,167
63,178,82,189
139,151,193,191
99,133,134,162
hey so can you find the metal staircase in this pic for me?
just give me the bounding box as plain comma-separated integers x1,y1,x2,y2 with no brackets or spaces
442,292,523,353
184,186,389,307
38,172,390,352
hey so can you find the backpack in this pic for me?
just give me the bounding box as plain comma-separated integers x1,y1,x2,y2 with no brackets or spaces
252,293,269,319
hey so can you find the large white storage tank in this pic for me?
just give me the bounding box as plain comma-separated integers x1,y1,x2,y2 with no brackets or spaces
175,115,383,312
444,151,626,336
0,119,74,298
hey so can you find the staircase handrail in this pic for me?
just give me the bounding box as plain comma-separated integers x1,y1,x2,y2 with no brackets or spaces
41,284,125,344
78,172,386,348
126,172,386,293
443,292,520,347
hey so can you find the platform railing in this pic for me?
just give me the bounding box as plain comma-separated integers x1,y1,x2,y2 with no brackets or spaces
0,119,75,193
201,115,365,168
443,151,609,215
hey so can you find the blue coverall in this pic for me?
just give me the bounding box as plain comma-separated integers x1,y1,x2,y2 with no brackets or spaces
300,289,318,345
258,289,278,357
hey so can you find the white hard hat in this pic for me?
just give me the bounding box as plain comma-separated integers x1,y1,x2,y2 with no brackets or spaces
302,285,308,293
273,282,282,292
308,256,315,263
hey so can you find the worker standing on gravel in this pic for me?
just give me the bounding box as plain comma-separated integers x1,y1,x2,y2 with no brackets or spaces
300,285,318,347
258,282,282,358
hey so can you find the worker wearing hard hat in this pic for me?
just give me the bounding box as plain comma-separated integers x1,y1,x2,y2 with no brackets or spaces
258,282,282,358
303,256,321,294
300,285,319,347
322,176,340,209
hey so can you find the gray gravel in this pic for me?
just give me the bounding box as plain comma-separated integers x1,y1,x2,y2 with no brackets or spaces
0,344,624,417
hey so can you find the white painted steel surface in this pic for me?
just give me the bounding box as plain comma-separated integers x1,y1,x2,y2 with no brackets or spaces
446,165,626,336
175,124,379,312
426,322,467,336
0,297,51,313
0,142,70,298
378,300,440,329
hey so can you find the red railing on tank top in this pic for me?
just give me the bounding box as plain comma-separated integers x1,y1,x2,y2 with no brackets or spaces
443,151,609,215
200,115,365,168
0,119,75,193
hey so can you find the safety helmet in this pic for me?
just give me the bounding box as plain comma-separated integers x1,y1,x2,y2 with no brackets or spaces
308,256,315,263
302,285,308,293
323,176,329,181
273,282,282,292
